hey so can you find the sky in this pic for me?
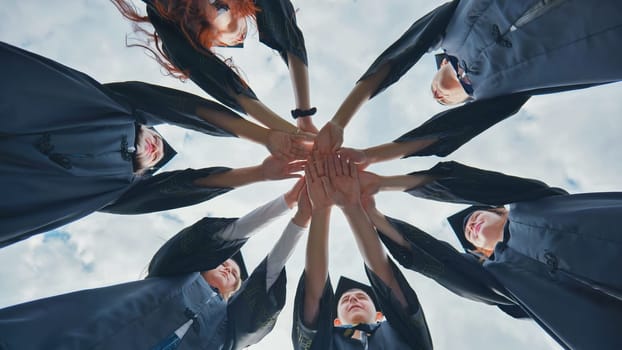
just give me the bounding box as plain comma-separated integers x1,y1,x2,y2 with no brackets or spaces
1,0,621,349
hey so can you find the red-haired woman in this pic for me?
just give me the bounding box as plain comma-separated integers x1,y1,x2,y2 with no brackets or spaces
111,0,318,135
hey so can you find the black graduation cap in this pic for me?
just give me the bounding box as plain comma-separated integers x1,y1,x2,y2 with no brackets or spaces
434,52,459,70
447,205,497,252
142,127,177,176
230,250,249,281
332,276,382,318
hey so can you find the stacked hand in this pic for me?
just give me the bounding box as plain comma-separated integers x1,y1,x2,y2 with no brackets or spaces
320,155,362,209
304,152,334,210
284,177,306,208
267,129,315,160
296,116,319,134
314,121,343,154
261,156,306,181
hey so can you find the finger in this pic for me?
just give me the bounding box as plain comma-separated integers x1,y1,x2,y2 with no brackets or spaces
288,159,307,166
315,153,326,177
283,174,303,179
307,157,318,182
339,156,349,177
332,154,342,177
291,176,306,193
326,154,336,179
350,160,359,180
288,164,306,175
320,176,335,197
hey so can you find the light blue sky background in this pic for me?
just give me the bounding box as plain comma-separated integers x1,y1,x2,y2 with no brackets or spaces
1,1,620,349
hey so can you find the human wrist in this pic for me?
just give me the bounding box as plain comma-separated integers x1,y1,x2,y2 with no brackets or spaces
341,202,365,215
329,118,346,129
283,192,297,209
292,211,311,227
311,206,331,216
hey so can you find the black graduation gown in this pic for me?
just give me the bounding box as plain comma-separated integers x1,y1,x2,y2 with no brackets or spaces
0,217,287,350
358,0,618,158
143,0,308,113
291,262,433,350
377,161,622,349
0,42,241,247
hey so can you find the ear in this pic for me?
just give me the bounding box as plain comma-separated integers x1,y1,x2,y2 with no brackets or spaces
334,318,342,326
375,311,384,322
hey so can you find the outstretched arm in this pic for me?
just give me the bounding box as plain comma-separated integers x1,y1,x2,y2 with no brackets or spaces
358,169,436,197
314,0,462,154
361,196,410,249
337,137,438,169
287,53,318,133
302,154,333,327
237,95,300,133
193,155,304,188
196,104,313,160
264,181,312,291
315,65,391,153
323,155,408,308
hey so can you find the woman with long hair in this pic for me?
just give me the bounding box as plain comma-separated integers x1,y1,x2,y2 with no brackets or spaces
111,0,318,134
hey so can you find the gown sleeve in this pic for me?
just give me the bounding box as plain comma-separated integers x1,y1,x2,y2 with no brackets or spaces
99,167,233,215
145,3,257,113
405,161,568,205
364,261,434,349
291,273,334,350
376,216,529,320
103,81,241,137
146,216,243,277
255,0,308,66
393,93,531,157
226,258,288,349
358,0,459,98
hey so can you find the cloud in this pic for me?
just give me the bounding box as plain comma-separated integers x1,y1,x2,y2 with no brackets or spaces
1,1,620,349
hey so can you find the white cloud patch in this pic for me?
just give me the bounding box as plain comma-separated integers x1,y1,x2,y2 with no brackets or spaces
1,1,620,349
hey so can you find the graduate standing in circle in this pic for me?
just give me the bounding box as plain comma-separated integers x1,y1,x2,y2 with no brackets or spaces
315,0,622,155
292,154,433,350
361,161,622,350
0,41,309,247
0,179,311,350
111,0,319,134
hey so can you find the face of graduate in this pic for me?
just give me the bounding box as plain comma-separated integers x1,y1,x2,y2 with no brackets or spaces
430,58,469,106
464,210,507,251
208,8,248,46
134,125,164,172
337,289,377,325
202,259,242,297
